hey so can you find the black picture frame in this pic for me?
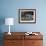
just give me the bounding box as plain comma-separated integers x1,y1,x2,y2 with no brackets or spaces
18,9,36,23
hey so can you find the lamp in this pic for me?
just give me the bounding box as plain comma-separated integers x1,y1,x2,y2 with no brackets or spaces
5,18,14,35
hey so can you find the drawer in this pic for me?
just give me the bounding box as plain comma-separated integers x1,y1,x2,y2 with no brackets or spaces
4,40,24,46
24,40,43,46
25,35,43,40
32,40,43,46
4,40,16,46
4,35,24,40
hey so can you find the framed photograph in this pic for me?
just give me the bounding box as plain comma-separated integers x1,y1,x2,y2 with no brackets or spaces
19,9,36,23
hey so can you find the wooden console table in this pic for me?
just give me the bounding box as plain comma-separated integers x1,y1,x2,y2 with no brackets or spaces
4,32,43,46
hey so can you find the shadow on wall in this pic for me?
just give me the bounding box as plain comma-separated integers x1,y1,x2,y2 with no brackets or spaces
0,16,5,46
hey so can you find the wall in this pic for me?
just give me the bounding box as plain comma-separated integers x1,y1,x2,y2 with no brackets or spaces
0,0,46,46
0,0,46,32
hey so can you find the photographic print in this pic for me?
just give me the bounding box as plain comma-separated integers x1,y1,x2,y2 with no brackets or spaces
19,9,36,23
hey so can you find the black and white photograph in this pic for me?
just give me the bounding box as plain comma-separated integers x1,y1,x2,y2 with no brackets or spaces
19,9,36,23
